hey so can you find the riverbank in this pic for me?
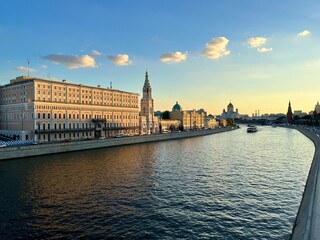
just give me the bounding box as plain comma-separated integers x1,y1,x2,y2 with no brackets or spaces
290,126,320,239
0,127,237,161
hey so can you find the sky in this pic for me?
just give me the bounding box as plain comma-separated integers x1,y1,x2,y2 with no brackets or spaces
0,0,319,115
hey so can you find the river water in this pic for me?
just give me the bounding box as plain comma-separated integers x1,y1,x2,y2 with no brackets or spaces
0,126,315,239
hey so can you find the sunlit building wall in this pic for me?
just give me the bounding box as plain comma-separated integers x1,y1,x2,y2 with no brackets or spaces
0,76,140,141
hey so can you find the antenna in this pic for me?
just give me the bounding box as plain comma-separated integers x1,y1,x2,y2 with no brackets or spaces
27,59,31,76
110,81,112,89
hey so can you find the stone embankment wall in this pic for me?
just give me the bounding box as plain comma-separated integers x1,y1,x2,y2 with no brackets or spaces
291,127,320,240
0,128,234,161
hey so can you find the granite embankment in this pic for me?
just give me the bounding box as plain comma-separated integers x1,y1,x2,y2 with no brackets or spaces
291,126,320,239
0,127,236,161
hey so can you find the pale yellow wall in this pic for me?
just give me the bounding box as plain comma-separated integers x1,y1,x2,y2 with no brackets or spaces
0,76,140,141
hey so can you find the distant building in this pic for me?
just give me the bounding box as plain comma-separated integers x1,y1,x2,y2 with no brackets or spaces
293,110,307,118
287,101,293,124
206,118,219,128
160,119,181,132
139,70,160,134
239,114,250,120
169,101,205,130
221,102,239,119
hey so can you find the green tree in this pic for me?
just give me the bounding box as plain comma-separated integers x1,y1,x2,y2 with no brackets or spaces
162,111,170,119
226,118,235,126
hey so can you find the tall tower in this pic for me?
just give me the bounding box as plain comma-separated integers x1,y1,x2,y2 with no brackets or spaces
287,101,293,124
140,70,154,133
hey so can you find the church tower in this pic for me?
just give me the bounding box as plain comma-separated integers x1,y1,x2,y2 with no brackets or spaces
287,101,293,124
140,70,154,133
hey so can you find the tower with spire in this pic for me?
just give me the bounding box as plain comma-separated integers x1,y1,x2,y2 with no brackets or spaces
140,70,155,134
287,101,293,124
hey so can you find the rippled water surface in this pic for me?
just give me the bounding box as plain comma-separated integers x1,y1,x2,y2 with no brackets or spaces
0,126,315,239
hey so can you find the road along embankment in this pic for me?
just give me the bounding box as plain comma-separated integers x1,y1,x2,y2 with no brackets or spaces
291,127,320,240
0,127,236,161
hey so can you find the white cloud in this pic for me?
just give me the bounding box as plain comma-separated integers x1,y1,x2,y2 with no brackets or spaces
41,64,48,69
160,51,188,63
15,66,35,73
42,54,97,69
108,54,132,66
202,37,230,59
297,30,310,38
247,37,267,48
91,50,102,56
257,47,272,53
305,59,320,67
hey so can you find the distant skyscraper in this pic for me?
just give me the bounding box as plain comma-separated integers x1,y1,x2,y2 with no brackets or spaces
287,101,293,124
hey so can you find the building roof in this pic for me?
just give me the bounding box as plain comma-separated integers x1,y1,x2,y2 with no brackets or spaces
4,76,139,96
172,101,182,111
227,102,234,108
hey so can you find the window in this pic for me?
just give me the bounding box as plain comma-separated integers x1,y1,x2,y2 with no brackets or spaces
43,113,45,119
48,114,51,119
38,113,41,119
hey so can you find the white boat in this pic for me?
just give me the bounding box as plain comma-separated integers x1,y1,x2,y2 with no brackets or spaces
247,126,257,133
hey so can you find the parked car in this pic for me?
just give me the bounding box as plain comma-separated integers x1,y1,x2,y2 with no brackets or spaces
0,144,6,148
115,133,124,138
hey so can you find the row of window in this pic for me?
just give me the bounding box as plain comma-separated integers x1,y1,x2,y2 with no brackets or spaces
38,122,137,130
36,112,138,120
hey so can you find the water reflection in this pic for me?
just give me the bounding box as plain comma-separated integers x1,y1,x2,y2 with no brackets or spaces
0,126,315,239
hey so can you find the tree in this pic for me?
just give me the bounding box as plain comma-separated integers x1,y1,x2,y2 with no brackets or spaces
226,118,235,126
162,111,170,119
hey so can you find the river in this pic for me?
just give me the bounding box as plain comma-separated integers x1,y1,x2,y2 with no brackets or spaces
0,126,315,239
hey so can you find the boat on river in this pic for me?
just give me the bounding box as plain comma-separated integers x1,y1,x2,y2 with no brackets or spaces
247,126,258,133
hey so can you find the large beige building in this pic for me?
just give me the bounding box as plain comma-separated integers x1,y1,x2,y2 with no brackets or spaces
0,76,140,142
169,102,205,130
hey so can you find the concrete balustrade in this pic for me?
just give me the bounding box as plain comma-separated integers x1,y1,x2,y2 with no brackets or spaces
291,127,320,239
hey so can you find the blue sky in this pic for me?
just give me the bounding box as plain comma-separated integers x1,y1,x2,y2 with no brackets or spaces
1,0,319,115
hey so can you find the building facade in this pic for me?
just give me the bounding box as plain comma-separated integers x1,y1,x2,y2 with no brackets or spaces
0,76,140,141
160,119,181,132
169,101,205,130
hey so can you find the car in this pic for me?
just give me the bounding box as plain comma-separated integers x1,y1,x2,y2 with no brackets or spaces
0,144,6,148
115,133,124,138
